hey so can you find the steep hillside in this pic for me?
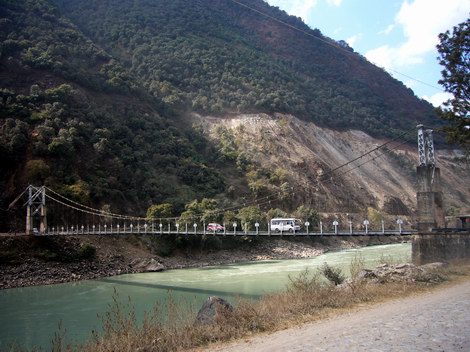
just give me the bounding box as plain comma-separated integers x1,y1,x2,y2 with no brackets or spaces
52,0,439,138
197,113,470,216
0,0,466,232
0,0,224,226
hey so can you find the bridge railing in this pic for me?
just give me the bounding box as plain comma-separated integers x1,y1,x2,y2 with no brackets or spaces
42,227,415,237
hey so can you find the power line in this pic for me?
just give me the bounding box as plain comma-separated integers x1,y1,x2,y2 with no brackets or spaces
330,139,412,180
319,126,415,181
164,127,416,221
387,68,442,91
228,0,442,92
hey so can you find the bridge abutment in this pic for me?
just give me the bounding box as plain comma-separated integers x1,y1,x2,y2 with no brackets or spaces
412,232,470,264
411,126,470,265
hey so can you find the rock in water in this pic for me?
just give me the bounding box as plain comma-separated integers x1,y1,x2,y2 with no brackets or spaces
195,296,234,325
145,258,165,272
131,258,165,272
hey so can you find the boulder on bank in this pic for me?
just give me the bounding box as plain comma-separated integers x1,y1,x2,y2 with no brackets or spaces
195,296,234,326
131,258,165,272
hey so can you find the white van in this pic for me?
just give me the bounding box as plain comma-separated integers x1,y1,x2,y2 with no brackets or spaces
270,218,301,232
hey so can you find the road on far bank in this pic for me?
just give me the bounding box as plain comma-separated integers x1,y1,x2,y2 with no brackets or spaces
208,280,470,352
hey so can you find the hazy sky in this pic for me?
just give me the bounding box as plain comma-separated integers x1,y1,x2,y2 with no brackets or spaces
265,0,470,107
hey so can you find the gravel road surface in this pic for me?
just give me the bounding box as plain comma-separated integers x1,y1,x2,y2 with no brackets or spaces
211,280,470,352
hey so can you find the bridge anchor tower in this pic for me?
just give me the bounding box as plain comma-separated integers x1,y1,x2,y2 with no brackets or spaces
416,125,445,232
25,185,47,235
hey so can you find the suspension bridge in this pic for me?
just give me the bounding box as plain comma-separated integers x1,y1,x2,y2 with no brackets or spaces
4,184,414,237
4,125,447,238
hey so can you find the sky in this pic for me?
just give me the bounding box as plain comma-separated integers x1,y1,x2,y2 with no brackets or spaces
264,0,470,107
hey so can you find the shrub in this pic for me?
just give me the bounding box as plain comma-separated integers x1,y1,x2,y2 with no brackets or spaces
25,159,50,182
320,262,345,286
80,244,96,259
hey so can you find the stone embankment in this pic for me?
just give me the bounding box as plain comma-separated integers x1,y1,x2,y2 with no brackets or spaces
0,234,407,289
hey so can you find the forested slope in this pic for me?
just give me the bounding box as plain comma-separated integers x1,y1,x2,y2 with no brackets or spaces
0,0,448,230
53,0,438,137
0,0,224,224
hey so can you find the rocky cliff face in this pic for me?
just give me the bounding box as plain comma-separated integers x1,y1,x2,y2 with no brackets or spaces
196,113,470,218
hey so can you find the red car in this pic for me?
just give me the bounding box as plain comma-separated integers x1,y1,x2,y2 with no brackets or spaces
207,223,224,232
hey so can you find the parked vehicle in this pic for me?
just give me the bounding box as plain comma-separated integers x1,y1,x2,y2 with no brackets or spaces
270,218,301,232
207,223,225,232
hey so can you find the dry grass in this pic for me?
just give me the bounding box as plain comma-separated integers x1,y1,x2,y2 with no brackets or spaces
33,261,470,352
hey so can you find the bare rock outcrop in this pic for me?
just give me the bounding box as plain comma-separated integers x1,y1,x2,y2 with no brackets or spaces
357,262,448,284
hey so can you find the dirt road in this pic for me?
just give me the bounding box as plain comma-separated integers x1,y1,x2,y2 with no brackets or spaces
211,280,470,352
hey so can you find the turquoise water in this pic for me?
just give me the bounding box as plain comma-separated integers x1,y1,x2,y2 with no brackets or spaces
0,243,410,350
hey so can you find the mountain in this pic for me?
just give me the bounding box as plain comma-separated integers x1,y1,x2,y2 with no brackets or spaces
0,0,226,219
52,0,438,137
0,0,467,230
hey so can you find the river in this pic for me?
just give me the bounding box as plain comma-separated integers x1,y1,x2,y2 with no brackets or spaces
0,243,410,350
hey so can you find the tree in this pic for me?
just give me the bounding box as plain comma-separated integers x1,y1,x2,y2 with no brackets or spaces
436,17,470,153
147,203,173,219
223,210,237,226
65,180,90,204
293,205,320,225
266,208,288,222
237,206,265,231
179,198,219,225
25,159,50,183
367,207,383,229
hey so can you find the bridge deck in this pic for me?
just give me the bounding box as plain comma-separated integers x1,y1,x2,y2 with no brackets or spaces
30,230,414,237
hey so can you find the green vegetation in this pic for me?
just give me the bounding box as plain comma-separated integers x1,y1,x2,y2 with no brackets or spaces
179,198,219,225
294,205,320,225
320,262,345,285
0,0,225,228
79,243,96,260
146,204,173,219
367,207,384,229
53,0,438,139
436,17,470,155
0,0,442,230
237,205,265,230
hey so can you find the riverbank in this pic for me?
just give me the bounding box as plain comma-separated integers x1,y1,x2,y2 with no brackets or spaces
0,234,409,289
207,278,470,352
74,259,469,352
